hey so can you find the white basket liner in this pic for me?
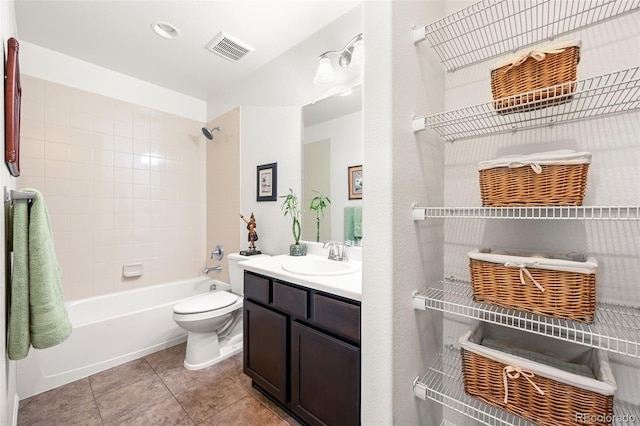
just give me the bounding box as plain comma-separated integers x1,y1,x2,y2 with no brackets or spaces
478,149,592,171
460,324,617,396
469,248,597,274
492,39,582,71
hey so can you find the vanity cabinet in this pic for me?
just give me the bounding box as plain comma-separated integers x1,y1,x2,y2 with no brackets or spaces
291,321,360,426
243,270,361,426
243,299,287,402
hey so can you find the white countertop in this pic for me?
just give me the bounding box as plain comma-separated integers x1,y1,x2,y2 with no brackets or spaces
239,254,362,302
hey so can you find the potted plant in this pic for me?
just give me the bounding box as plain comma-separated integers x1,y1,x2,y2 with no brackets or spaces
281,188,306,256
309,190,331,242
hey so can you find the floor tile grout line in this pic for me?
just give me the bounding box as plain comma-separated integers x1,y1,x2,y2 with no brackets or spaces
87,374,106,425
158,378,198,425
142,357,198,425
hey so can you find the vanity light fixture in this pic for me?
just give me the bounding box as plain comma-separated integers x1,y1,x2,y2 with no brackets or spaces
313,57,336,85
313,33,363,86
151,21,181,39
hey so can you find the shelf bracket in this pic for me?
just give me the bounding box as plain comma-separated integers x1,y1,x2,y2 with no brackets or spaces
412,290,427,310
412,204,427,221
412,376,428,400
412,25,426,44
412,115,426,133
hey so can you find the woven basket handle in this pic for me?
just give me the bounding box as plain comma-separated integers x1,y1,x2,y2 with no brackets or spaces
503,365,545,404
504,47,567,72
504,262,545,292
507,161,543,174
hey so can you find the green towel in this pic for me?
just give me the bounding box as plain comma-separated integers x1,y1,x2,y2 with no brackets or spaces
8,196,30,360
344,207,355,241
8,189,71,360
353,207,362,239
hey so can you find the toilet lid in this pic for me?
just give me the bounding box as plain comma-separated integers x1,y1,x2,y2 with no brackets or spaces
173,291,239,314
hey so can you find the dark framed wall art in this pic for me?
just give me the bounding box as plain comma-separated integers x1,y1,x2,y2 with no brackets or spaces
257,162,277,201
348,165,363,200
5,37,22,177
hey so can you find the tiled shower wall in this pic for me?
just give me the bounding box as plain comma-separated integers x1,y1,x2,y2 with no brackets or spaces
17,75,206,300
205,107,241,285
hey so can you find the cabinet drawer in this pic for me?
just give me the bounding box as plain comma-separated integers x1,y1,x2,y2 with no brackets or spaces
273,281,308,318
312,294,360,342
244,272,270,304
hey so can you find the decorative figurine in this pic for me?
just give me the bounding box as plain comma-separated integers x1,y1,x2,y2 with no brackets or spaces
240,213,261,255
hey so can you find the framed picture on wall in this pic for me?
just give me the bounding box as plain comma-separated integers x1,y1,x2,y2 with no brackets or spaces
5,37,22,177
257,162,277,201
348,165,363,200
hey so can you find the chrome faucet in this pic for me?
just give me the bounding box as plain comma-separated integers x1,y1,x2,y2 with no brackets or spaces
204,266,222,274
322,241,350,262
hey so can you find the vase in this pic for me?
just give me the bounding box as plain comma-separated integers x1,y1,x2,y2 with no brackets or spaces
289,244,307,256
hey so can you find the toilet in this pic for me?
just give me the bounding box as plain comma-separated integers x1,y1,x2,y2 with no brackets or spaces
172,252,269,370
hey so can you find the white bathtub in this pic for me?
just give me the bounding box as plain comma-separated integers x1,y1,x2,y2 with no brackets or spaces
17,277,221,399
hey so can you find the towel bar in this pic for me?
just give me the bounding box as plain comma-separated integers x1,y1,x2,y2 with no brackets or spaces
4,186,37,203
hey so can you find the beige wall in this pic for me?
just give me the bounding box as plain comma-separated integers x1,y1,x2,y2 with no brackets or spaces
302,139,331,242
17,75,206,300
205,108,241,283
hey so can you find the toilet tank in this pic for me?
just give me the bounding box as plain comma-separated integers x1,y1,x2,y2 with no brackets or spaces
227,253,270,295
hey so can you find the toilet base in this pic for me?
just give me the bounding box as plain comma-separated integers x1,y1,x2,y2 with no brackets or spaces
183,332,243,371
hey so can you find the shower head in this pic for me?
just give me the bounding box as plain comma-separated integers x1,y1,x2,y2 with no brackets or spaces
202,126,221,140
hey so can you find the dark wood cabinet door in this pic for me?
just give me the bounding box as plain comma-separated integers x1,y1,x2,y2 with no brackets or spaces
291,321,360,426
243,300,288,403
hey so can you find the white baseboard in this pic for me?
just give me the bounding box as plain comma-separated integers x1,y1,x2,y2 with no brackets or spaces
12,394,19,426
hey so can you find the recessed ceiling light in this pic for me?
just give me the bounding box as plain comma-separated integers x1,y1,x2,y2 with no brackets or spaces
151,21,180,39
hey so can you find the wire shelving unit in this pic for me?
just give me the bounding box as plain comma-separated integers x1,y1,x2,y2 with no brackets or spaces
411,205,640,221
413,0,640,72
412,67,640,141
411,1,640,424
413,349,640,426
413,279,640,359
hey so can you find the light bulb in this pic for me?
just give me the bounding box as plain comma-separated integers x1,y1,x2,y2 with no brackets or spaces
313,57,335,85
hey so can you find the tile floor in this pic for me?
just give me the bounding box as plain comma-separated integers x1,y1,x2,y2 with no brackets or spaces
18,343,302,426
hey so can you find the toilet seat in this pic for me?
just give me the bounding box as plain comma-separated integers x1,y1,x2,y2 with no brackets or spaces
173,291,239,315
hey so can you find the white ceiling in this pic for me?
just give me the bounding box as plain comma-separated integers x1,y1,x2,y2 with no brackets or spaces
14,0,361,101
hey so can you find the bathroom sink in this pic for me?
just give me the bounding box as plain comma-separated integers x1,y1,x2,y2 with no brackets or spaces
282,257,361,276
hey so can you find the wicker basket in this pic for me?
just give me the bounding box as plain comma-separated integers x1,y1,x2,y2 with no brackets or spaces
491,40,581,114
460,324,616,426
469,248,597,323
478,150,591,207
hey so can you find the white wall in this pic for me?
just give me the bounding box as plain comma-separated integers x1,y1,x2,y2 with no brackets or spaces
208,6,363,255
303,110,363,241
362,1,446,424
19,42,206,123
360,2,394,421
206,6,363,121
240,106,302,256
2,2,20,423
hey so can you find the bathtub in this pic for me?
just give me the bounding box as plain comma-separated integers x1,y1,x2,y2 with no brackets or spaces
17,277,221,399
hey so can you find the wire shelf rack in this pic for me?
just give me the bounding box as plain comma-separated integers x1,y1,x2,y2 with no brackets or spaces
414,352,535,426
412,67,640,141
413,350,640,426
411,205,640,221
413,279,640,359
413,0,640,72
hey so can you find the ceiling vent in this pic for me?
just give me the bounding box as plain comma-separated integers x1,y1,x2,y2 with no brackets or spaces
205,31,254,62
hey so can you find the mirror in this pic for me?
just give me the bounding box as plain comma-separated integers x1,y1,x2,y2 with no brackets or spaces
301,85,363,245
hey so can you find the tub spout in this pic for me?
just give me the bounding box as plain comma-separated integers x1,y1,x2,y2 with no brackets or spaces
204,266,222,275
